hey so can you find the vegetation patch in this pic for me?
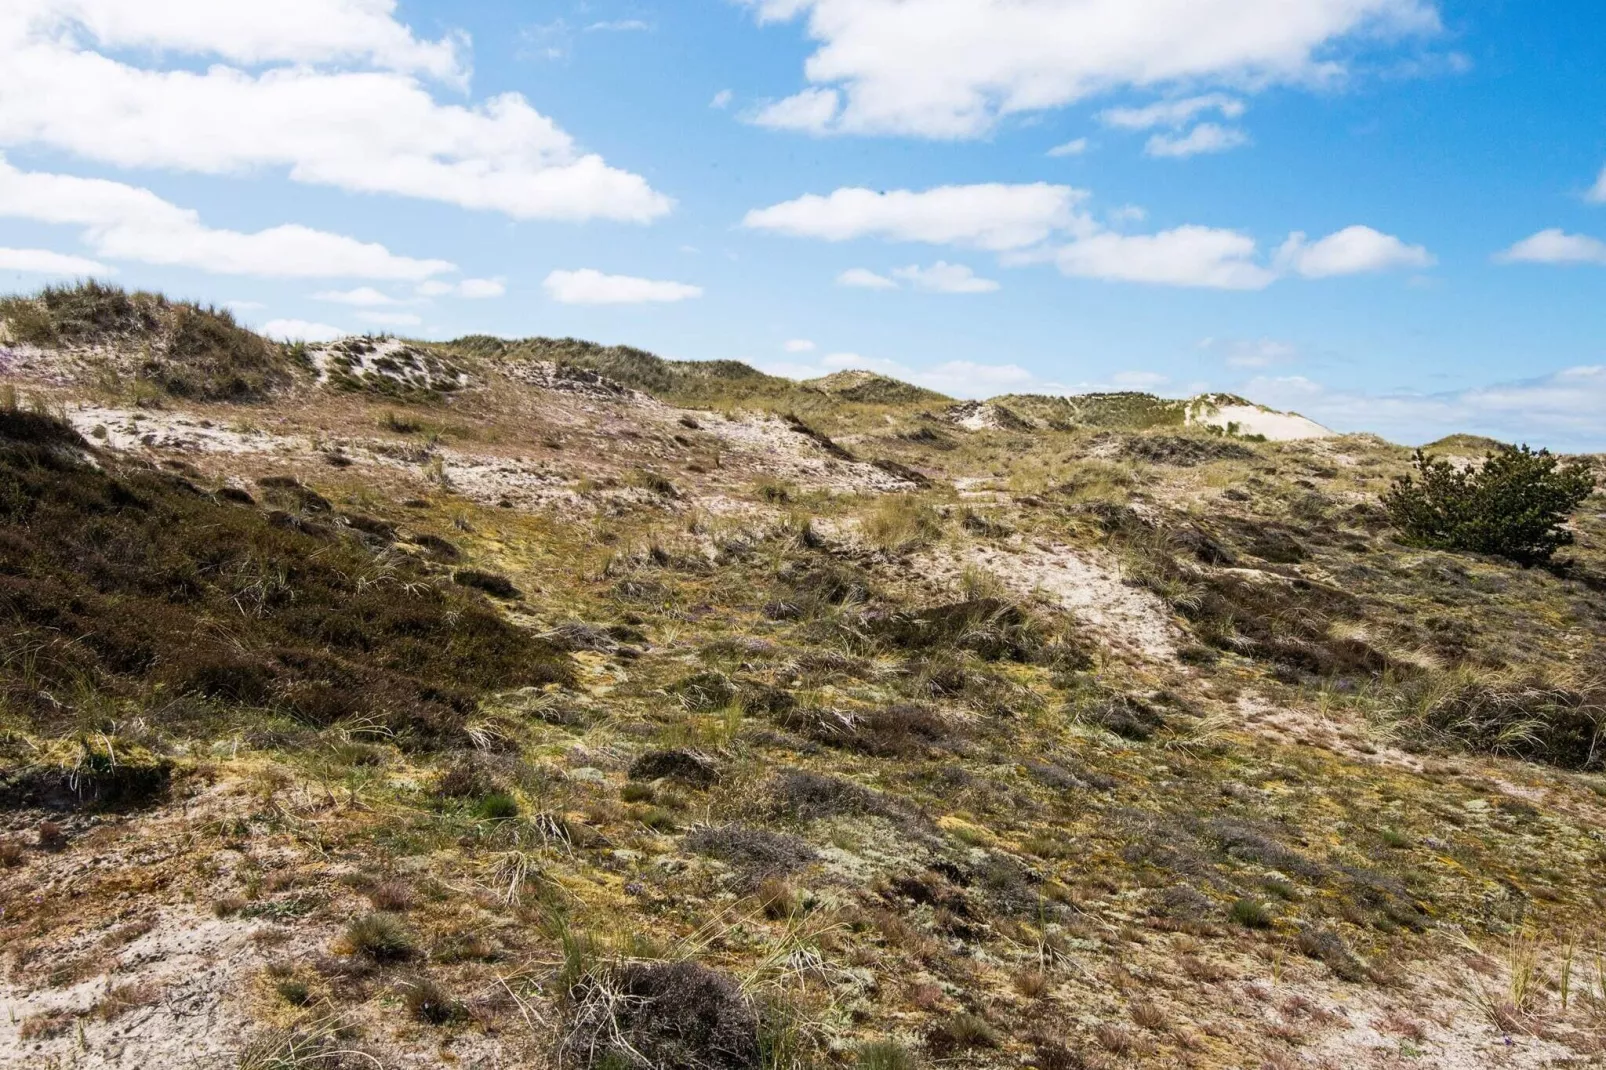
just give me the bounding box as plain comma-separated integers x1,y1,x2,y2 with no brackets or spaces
1385,445,1595,565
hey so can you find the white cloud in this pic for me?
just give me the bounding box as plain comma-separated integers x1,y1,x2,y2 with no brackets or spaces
1495,229,1606,266
314,286,398,306
747,0,1437,137
457,277,506,299
17,0,466,80
1243,366,1606,451
1108,205,1148,224
710,89,734,110
784,338,816,352
356,310,422,327
543,269,703,305
837,268,899,290
0,1,670,223
748,181,1428,292
749,88,841,133
1590,169,1606,205
1145,123,1249,158
0,157,453,278
1100,94,1245,130
745,183,1089,251
1056,226,1276,290
0,246,112,275
411,278,506,298
1202,337,1300,368
1277,225,1434,277
891,261,1000,293
1047,137,1089,158
224,299,265,312
263,318,343,342
586,20,650,33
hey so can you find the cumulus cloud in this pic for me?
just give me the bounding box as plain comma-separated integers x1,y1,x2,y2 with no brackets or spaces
12,0,466,79
1145,123,1250,158
262,318,344,342
457,277,506,298
1100,93,1245,130
784,338,816,352
744,183,1089,251
1056,226,1276,289
413,278,506,298
1047,137,1089,157
710,89,734,109
1495,229,1606,266
543,269,703,305
1591,169,1606,205
837,268,899,290
1277,225,1434,277
0,246,112,275
314,286,398,306
746,0,1437,137
749,88,841,133
0,157,453,278
748,183,1429,290
892,261,1000,293
1243,366,1606,451
1202,337,1300,368
0,1,670,222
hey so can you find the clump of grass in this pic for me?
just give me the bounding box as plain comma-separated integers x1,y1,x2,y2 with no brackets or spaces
859,495,941,554
473,792,520,820
343,913,417,964
1381,665,1606,770
401,975,464,1025
367,880,414,912
924,1012,998,1054
1230,898,1273,929
858,1039,918,1070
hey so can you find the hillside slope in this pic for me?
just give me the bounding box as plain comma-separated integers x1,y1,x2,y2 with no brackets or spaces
1,284,1604,1070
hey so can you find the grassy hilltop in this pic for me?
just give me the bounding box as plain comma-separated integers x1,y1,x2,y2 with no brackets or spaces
1,283,1604,1069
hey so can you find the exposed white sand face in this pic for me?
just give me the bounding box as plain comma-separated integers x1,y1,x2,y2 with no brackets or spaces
1188,400,1333,442
918,541,1184,664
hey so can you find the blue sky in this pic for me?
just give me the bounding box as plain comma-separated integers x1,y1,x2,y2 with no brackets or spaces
1,1,1604,448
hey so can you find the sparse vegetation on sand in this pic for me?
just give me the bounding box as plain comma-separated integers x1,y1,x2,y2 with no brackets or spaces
1,283,1605,1069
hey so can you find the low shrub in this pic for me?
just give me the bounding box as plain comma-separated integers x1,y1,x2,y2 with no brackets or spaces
629,748,720,788
684,824,817,889
453,569,520,599
565,960,760,1070
1384,445,1595,565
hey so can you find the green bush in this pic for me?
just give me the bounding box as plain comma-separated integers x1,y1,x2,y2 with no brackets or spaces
1384,445,1595,565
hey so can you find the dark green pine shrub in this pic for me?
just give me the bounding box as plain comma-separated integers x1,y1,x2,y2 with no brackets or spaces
1383,445,1595,565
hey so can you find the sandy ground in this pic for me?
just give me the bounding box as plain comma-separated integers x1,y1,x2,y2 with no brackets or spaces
916,540,1184,664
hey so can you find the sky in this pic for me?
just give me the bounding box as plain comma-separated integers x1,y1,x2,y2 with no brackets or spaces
1,1,1604,449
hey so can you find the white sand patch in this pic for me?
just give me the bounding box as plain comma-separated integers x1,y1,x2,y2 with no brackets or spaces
944,400,1033,432
697,413,917,494
66,405,301,456
1187,398,1333,441
309,337,469,393
920,542,1183,663
0,911,275,1070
